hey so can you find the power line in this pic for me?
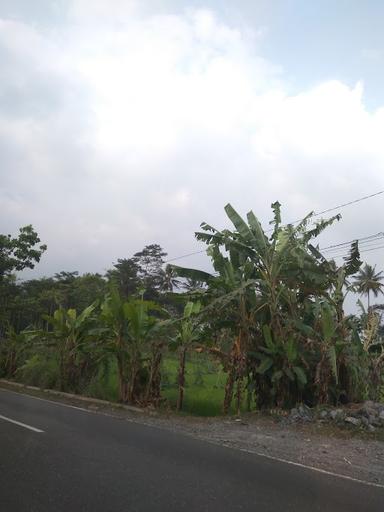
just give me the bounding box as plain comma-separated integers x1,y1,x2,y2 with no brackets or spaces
265,190,384,233
165,233,384,264
165,249,206,263
332,244,384,259
320,232,384,252
310,189,384,217
324,244,384,258
321,234,384,255
164,189,384,264
359,244,384,254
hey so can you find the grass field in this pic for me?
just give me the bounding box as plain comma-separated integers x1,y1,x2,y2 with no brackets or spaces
161,354,228,416
84,353,250,416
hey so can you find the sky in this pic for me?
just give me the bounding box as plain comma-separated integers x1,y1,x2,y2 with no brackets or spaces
0,0,384,295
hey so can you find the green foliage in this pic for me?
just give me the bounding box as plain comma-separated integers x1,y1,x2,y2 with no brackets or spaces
106,259,140,299
100,286,166,403
354,263,384,309
2,208,383,416
0,225,46,281
16,354,60,390
0,327,29,377
172,201,368,410
169,300,203,410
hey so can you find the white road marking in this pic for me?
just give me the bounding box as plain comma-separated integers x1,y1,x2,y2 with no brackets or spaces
0,388,93,413
0,413,44,433
234,446,384,490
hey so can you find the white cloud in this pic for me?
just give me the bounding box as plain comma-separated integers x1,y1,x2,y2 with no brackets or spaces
0,3,383,282
68,0,138,23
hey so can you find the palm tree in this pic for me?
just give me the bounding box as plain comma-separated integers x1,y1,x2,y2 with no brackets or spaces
354,264,384,310
161,265,181,292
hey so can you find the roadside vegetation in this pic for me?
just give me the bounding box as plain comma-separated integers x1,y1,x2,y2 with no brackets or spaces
1,204,383,416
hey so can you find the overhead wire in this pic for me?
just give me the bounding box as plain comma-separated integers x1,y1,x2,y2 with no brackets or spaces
332,244,384,259
164,189,384,264
320,234,384,256
320,232,384,252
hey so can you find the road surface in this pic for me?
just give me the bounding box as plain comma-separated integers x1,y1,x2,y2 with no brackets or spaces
0,388,383,511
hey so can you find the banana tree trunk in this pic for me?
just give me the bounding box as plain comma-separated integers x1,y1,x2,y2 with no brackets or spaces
235,378,243,416
59,343,66,391
146,346,163,406
117,353,128,402
177,347,187,411
223,361,236,414
224,329,248,414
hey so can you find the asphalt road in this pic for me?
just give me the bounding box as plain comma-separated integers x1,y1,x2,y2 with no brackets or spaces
0,389,383,512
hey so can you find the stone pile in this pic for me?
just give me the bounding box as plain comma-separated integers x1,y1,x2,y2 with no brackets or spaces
287,400,384,431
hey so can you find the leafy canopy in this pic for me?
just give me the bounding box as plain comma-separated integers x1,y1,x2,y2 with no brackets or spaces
0,225,47,280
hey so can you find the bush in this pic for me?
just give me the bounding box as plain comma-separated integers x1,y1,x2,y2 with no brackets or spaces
16,354,60,389
82,359,119,402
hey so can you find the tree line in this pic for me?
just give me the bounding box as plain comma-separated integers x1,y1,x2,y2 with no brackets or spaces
0,204,383,413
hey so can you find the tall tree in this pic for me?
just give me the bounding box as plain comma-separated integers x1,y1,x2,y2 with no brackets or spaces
354,264,384,309
133,244,167,299
0,225,46,281
106,258,140,299
162,265,181,292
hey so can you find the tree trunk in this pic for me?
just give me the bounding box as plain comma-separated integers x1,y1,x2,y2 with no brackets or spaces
117,354,128,402
223,361,236,414
177,347,187,411
127,366,137,404
146,346,163,406
235,378,243,416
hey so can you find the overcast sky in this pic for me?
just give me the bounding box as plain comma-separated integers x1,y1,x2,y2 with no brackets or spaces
1,0,383,285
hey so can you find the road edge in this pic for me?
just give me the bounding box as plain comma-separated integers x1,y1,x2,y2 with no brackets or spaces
0,379,145,414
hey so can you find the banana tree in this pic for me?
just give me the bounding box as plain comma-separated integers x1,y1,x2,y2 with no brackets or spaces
0,326,29,377
253,324,308,407
43,304,96,391
100,287,164,403
170,301,202,411
171,201,360,410
171,246,260,413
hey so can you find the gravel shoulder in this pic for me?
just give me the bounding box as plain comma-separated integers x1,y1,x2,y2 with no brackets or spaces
1,381,383,486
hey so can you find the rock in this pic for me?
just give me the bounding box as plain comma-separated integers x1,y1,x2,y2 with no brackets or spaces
319,410,329,419
361,416,369,427
366,413,383,427
288,404,313,423
368,424,376,433
344,416,361,427
360,401,379,418
360,407,376,418
329,409,345,421
298,404,313,420
379,410,384,421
